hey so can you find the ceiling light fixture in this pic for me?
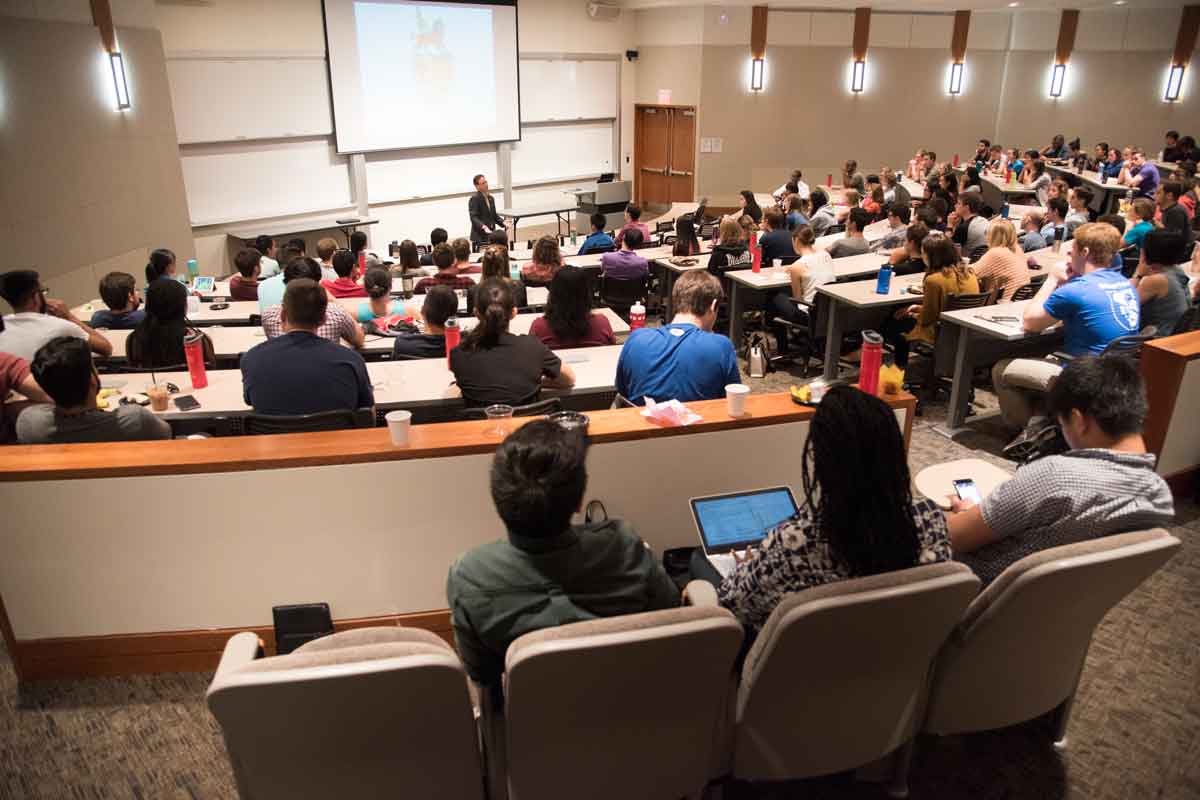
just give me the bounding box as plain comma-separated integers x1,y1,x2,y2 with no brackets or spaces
1164,64,1184,102
1049,63,1066,98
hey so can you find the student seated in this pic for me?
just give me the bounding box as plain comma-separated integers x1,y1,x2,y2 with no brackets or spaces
1042,197,1069,244
356,267,404,322
392,286,457,360
415,243,474,294
143,248,186,292
973,219,1031,301
785,194,808,231
229,248,261,301
706,219,752,275
321,250,369,299
1161,129,1183,163
521,235,564,285
1025,160,1052,206
712,385,951,632
421,227,448,266
254,235,280,279
350,230,382,272
880,234,979,369
263,258,364,348
466,246,527,313
950,192,989,256
1041,134,1069,160
127,279,214,369
768,225,834,344
316,237,339,282
729,191,763,225
599,228,650,279
1019,211,1048,252
614,203,652,248
672,215,702,257
825,207,871,259
862,184,885,217
446,419,678,690
89,272,145,330
241,279,374,417
992,223,1138,455
1134,231,1191,337
774,169,810,203
17,336,171,444
0,348,50,442
1122,149,1161,199
870,203,911,253
0,270,112,361
530,266,615,350
949,356,1174,586
450,277,575,407
1065,187,1093,237
615,270,739,404
577,213,616,256
451,238,477,274
759,208,798,266
842,160,866,193
1123,198,1157,253
396,239,422,276
1158,181,1195,251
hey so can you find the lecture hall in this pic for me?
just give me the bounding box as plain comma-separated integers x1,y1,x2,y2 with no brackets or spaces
2,0,1200,797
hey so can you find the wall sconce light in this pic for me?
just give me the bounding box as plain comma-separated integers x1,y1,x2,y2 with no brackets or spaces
851,60,866,93
110,51,130,110
1164,64,1184,102
948,62,964,95
1049,63,1066,98
750,57,765,92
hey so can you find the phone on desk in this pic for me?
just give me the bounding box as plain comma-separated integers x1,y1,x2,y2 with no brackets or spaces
953,478,982,505
173,395,201,412
192,276,215,293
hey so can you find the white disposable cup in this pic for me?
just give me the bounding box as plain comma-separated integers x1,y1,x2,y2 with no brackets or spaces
385,409,412,446
186,295,200,315
773,259,783,270
726,383,750,416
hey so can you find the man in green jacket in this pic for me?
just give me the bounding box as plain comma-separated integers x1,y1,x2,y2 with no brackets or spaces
446,420,679,690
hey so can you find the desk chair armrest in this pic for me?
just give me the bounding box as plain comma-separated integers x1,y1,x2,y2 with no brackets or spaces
685,580,720,608
213,632,263,681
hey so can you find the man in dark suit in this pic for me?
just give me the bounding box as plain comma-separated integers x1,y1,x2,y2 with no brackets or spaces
469,174,504,244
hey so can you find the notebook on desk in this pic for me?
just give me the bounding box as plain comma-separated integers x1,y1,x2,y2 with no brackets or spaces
690,486,798,578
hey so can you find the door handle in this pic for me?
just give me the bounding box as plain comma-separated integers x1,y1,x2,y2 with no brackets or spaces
671,170,694,177
642,166,668,174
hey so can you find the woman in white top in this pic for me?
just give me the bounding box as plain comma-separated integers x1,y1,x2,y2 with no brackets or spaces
1025,160,1052,206
768,225,834,348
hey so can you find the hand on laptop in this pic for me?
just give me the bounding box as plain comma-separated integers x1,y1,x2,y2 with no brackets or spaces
732,547,756,564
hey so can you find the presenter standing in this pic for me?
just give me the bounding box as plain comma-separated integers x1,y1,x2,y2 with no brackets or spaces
469,174,505,244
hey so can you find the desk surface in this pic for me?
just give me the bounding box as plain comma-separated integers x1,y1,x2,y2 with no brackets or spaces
816,271,925,308
653,253,710,274
981,175,1039,197
914,458,1012,510
1045,164,1128,193
498,203,578,218
226,216,379,240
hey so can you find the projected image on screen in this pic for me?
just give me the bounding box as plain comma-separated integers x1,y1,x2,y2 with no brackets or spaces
324,0,520,153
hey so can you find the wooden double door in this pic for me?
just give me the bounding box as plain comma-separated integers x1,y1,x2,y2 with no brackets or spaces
634,105,696,207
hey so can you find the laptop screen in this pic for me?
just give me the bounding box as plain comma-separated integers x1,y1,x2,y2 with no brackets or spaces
691,487,799,554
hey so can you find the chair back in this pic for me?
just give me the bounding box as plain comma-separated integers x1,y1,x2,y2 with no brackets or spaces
968,244,990,263
1009,283,1037,302
581,243,616,255
242,407,374,435
944,290,994,312
457,397,562,420
1099,327,1157,358
734,563,979,780
599,274,649,316
1029,272,1048,287
501,606,743,800
207,628,484,800
699,222,717,240
924,529,1179,736
655,219,675,233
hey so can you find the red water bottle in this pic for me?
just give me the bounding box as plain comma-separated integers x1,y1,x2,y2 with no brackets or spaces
953,153,959,167
444,317,460,367
750,231,761,273
183,330,208,390
357,250,366,280
859,331,883,396
826,173,833,188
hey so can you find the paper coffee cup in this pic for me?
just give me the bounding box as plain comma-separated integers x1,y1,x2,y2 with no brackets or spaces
187,295,200,315
385,410,413,446
726,383,750,417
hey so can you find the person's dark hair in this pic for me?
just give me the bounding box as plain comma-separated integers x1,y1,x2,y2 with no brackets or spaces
590,212,607,232
1073,186,1094,207
282,278,328,329
432,243,455,271
284,257,322,283
922,234,962,276
488,229,509,247
234,248,262,278
929,196,950,223
672,269,723,317
673,215,699,256
1161,180,1183,201
281,246,304,265
472,174,486,188
31,336,94,408
800,385,919,576
915,204,940,230
1142,230,1187,267
286,237,306,254
1180,135,1197,150
490,419,588,540
785,181,799,194
350,231,368,254
461,277,514,351
532,235,561,267
254,235,274,255
1067,137,1081,151
1166,129,1180,141
544,266,593,341
888,203,911,224
364,267,391,299
1031,160,1046,177
1047,196,1069,220
430,227,448,246
480,245,510,279
145,248,176,284
763,207,785,230
1024,149,1040,161
960,192,983,214
1097,213,1126,234
964,165,982,188
809,188,829,215
127,277,189,368
739,190,761,220
941,171,959,193
398,240,420,270
905,221,930,249
332,249,357,278
979,138,990,148
625,203,642,221
0,269,40,308
421,285,458,328
451,237,472,263
99,271,137,310
623,226,644,249
1047,355,1147,438
847,207,870,232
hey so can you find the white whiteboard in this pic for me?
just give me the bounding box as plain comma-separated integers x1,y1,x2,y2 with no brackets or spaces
519,58,618,123
167,57,333,145
180,138,352,226
366,144,499,204
510,122,615,186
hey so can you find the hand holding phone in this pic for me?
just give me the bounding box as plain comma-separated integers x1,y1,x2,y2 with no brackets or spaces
953,478,982,505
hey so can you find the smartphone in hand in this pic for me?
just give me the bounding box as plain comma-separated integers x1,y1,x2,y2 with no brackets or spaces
953,478,982,505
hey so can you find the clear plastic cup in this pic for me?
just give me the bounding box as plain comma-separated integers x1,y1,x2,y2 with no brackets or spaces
484,404,514,436
385,410,412,446
147,384,170,412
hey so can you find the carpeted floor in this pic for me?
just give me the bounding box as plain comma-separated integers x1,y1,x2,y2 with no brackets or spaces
1,359,1197,799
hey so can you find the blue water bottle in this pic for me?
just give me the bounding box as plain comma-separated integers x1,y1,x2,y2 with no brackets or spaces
875,265,893,295
1001,201,1010,219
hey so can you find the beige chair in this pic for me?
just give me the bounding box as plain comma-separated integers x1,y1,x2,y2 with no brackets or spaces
724,562,980,797
923,528,1180,747
492,605,743,800
206,626,485,800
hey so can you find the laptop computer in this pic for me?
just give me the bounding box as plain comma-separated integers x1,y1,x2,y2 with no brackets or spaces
689,486,799,579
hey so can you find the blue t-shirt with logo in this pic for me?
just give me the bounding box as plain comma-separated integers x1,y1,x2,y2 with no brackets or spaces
616,323,740,405
1043,268,1140,356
